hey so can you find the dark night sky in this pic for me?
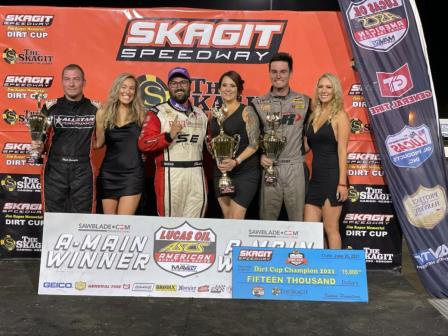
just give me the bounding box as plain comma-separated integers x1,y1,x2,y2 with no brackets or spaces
1,1,444,116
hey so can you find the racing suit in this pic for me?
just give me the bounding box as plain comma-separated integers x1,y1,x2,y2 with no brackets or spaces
41,96,98,213
138,100,208,218
252,90,310,221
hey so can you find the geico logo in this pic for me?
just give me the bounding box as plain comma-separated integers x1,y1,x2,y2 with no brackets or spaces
5,14,54,25
3,203,42,210
389,137,428,153
125,20,284,48
43,282,73,288
4,143,31,150
347,153,381,161
345,213,393,222
159,241,209,253
4,76,53,87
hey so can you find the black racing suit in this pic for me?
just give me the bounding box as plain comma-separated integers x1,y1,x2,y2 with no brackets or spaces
41,96,98,213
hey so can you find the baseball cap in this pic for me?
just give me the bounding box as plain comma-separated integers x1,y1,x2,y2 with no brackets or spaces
168,67,191,82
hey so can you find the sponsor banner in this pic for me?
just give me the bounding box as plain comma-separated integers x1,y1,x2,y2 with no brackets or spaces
232,247,368,302
38,213,323,297
346,140,386,186
1,106,41,132
338,0,448,296
0,132,40,174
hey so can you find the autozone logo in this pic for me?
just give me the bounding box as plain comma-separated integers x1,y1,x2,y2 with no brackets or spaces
3,14,54,26
4,75,53,88
117,18,287,63
377,63,413,97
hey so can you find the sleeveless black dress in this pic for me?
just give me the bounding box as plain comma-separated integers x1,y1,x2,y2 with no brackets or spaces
98,122,145,198
210,104,260,208
305,121,341,206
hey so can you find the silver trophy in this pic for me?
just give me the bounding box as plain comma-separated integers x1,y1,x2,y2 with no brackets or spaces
27,94,51,164
209,104,240,196
260,100,287,186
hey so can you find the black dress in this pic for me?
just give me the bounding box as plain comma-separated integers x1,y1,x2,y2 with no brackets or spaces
98,122,145,198
305,121,341,206
210,104,260,208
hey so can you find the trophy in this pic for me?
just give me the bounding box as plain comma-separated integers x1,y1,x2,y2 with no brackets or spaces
260,100,287,186
27,94,51,165
209,104,240,196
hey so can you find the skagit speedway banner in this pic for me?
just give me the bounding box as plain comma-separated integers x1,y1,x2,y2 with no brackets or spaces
1,6,400,268
338,0,448,297
38,213,323,298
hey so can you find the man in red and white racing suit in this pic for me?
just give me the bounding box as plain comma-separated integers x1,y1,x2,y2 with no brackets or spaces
138,67,208,217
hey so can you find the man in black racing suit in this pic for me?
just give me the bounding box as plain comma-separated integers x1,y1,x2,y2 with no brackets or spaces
33,64,99,213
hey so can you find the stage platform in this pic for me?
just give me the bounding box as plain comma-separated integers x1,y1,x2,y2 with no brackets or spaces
0,255,447,336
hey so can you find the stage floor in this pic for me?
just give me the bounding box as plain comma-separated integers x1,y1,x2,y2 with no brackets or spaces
0,257,447,336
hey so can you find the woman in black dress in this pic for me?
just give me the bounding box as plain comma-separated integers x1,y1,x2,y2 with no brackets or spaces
210,71,260,219
95,73,146,215
304,73,350,249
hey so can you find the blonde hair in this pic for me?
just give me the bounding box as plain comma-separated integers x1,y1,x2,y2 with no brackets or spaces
102,73,145,130
308,73,344,126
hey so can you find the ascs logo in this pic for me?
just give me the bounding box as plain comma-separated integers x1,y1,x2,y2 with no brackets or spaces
377,63,413,97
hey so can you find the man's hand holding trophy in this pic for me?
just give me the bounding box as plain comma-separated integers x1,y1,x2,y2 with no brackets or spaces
209,104,240,196
260,100,286,186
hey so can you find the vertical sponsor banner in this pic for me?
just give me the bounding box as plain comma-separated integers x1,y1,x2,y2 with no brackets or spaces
38,213,323,297
338,0,448,297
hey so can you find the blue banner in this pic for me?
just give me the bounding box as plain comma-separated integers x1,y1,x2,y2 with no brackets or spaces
337,0,448,297
232,247,368,302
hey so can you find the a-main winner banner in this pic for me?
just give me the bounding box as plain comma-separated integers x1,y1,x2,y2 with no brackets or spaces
38,213,323,298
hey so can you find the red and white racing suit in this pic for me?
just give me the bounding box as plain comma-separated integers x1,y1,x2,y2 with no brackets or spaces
138,101,208,218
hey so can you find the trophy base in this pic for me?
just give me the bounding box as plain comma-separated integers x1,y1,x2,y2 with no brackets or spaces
219,185,235,197
264,174,278,186
27,156,44,165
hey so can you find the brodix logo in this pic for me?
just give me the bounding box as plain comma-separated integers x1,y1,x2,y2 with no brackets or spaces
117,18,287,63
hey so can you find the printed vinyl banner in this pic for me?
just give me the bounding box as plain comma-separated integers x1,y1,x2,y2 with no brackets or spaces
1,6,400,269
338,0,448,297
38,213,323,297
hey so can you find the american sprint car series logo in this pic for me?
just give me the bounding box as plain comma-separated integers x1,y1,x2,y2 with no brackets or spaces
117,18,287,63
154,221,216,277
345,0,409,52
385,124,433,168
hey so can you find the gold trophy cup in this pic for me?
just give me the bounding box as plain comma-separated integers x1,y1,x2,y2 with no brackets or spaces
27,94,51,165
210,105,240,196
260,100,286,186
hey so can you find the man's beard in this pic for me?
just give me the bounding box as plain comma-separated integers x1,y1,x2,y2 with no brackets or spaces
171,89,189,104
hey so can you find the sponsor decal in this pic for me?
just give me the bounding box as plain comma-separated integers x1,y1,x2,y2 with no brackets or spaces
4,75,53,88
247,229,299,239
369,91,433,116
350,118,370,134
385,124,433,168
154,221,216,277
2,202,42,214
346,0,409,52
197,285,209,293
238,249,273,261
285,250,307,266
402,185,447,229
347,152,384,177
178,285,196,293
118,18,286,63
413,244,448,269
5,89,48,100
155,284,177,292
123,284,130,290
2,47,53,65
77,222,131,233
0,234,16,251
348,83,363,96
75,281,86,291
210,284,226,294
136,73,169,108
87,283,124,289
43,282,72,288
344,213,393,225
53,114,95,129
2,142,30,154
363,247,393,263
252,286,265,297
348,185,392,204
3,14,54,26
2,108,19,125
377,63,413,97
1,175,41,193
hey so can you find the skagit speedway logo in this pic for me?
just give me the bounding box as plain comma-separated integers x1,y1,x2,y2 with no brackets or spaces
153,221,216,277
345,0,409,52
117,18,287,63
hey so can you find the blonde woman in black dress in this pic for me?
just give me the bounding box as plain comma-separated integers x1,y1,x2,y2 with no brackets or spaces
304,73,350,249
95,73,146,215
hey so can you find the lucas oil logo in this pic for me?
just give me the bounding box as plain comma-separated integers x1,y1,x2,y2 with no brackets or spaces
385,125,433,168
117,18,286,63
345,0,409,52
153,221,216,277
